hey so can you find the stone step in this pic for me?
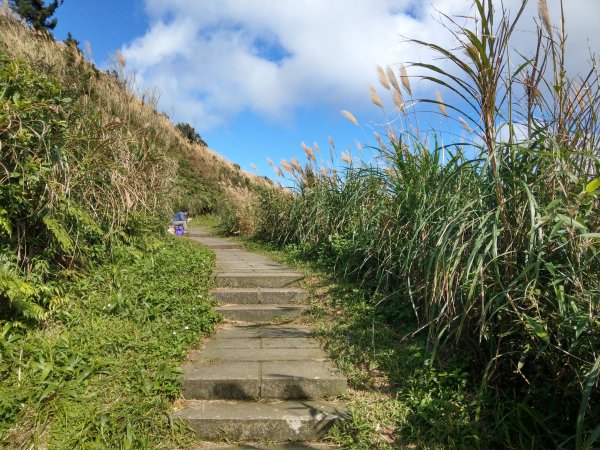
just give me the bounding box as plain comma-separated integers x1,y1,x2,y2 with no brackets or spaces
198,444,339,450
173,400,347,441
188,236,243,250
183,360,347,400
212,288,309,305
204,337,321,349
190,346,329,362
204,242,244,250
187,231,212,238
198,445,339,450
214,272,303,288
215,305,308,322
215,325,313,339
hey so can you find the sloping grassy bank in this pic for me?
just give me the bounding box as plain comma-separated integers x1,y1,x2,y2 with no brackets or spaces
0,237,219,448
0,11,266,322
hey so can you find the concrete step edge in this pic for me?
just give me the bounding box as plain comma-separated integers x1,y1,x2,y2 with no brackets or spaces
173,400,347,441
211,288,309,305
215,305,308,322
215,305,308,310
214,273,304,288
183,378,347,401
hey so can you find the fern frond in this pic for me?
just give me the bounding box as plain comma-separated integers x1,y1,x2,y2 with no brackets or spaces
10,297,48,320
67,205,103,236
0,208,11,236
43,216,74,251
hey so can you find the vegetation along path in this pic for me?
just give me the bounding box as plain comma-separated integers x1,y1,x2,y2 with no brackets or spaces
174,226,348,448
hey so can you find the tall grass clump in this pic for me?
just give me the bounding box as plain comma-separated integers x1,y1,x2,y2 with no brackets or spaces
252,0,599,446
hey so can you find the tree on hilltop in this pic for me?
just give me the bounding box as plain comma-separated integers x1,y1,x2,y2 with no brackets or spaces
175,122,207,147
64,31,81,52
9,0,64,31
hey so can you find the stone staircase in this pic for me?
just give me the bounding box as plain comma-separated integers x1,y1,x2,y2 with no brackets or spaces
173,227,347,446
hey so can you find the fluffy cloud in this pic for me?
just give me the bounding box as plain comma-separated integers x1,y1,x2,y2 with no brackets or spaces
122,0,600,132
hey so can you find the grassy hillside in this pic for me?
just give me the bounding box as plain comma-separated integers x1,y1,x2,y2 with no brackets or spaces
0,9,263,447
0,9,267,319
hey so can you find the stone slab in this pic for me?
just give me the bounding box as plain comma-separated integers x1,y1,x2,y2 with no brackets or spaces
183,362,261,399
193,347,329,362
214,273,303,288
261,361,347,399
203,338,261,349
197,444,339,450
215,305,307,322
260,338,320,349
215,325,313,339
205,336,319,349
188,232,212,238
210,288,309,306
173,400,347,441
260,288,309,304
197,445,339,450
212,289,261,304
183,360,345,400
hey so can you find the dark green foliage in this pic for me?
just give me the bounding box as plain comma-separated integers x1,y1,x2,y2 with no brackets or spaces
175,122,207,146
9,0,63,31
0,52,75,319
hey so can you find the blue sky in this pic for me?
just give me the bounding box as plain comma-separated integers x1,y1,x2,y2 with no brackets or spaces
51,0,600,181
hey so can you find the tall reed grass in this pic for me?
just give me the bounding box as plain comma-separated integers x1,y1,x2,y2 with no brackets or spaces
251,1,600,446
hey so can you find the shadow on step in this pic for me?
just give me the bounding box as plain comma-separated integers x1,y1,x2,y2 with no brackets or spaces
210,381,257,400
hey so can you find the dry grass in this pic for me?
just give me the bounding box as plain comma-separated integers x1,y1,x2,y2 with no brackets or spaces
0,11,269,211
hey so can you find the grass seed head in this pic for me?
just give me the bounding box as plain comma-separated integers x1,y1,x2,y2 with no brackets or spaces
400,64,412,95
377,65,391,90
392,89,404,112
458,117,472,133
355,139,363,153
342,109,359,126
281,160,293,174
328,136,336,149
387,65,401,93
538,0,552,36
291,157,303,172
374,131,387,151
370,85,384,109
436,90,448,116
302,141,316,163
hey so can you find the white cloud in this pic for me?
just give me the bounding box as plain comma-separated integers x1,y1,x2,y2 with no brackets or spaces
122,0,600,132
